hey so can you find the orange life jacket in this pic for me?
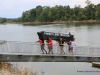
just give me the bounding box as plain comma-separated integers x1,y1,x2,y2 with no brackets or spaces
59,41,63,45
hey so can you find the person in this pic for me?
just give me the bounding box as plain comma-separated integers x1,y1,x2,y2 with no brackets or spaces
46,37,53,54
56,38,65,54
68,40,76,55
35,38,47,54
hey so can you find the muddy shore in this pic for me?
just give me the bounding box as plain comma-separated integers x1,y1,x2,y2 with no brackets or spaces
1,20,100,24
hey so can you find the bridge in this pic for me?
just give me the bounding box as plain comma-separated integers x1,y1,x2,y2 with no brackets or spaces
0,41,100,62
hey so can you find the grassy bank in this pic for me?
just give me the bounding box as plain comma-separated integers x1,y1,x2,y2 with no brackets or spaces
2,20,100,25
0,62,40,75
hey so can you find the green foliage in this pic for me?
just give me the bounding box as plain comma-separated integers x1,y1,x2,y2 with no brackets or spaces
95,6,100,20
64,5,71,21
85,0,91,6
38,6,50,22
1,0,100,23
49,6,58,21
22,11,30,22
35,5,43,21
0,18,7,23
30,9,36,21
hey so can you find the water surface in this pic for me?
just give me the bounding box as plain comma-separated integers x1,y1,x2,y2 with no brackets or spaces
0,22,100,75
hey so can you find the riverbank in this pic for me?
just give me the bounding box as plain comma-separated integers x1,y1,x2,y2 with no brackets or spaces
0,62,38,75
2,20,100,24
92,62,100,68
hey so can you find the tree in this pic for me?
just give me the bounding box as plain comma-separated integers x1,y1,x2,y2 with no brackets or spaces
85,0,95,20
16,17,22,22
64,5,71,21
49,6,58,21
78,10,87,20
10,0,100,22
56,5,65,21
95,6,100,20
35,5,43,21
39,6,50,22
0,18,7,23
30,9,36,22
74,5,81,20
85,0,91,6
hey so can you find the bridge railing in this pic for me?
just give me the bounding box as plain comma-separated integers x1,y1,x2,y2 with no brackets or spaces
0,41,100,55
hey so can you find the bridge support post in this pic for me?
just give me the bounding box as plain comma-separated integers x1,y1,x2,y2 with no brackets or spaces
0,55,3,59
63,56,68,60
18,55,23,59
87,57,92,60
75,56,81,60
97,57,100,60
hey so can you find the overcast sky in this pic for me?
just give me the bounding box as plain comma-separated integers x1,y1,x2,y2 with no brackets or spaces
0,0,100,18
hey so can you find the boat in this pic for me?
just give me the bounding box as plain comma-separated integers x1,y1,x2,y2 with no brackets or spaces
37,31,74,42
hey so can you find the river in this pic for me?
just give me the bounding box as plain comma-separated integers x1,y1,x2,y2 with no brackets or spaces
0,22,100,75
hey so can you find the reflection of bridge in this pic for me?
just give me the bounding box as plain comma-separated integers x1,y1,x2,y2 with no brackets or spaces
0,41,100,62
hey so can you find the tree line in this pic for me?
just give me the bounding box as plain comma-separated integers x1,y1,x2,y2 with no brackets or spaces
0,0,100,23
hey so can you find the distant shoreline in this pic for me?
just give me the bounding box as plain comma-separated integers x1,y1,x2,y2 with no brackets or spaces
1,20,100,24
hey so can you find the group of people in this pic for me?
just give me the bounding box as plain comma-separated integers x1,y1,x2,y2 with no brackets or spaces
35,37,53,54
35,37,76,55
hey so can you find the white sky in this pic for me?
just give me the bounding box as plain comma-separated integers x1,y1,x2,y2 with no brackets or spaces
0,0,100,18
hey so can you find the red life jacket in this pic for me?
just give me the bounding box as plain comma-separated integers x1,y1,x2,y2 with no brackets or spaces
48,38,53,47
39,40,43,43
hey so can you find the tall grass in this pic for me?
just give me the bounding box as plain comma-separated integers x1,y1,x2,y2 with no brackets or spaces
0,62,59,75
0,62,38,75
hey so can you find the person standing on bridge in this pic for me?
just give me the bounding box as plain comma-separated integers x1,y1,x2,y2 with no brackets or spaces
68,40,76,55
56,38,65,54
46,37,53,54
35,38,47,54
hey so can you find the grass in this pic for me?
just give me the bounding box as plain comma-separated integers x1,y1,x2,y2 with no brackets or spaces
0,62,59,75
0,62,38,75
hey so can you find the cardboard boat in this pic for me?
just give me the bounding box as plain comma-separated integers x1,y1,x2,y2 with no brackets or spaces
37,31,74,42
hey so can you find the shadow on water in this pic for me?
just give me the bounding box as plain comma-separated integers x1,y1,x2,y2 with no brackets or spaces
22,23,54,26
0,24,7,25
84,62,100,70
92,66,100,69
73,22,100,27
22,22,100,30
87,62,100,69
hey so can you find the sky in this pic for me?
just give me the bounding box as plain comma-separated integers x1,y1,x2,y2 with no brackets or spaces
0,0,100,18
